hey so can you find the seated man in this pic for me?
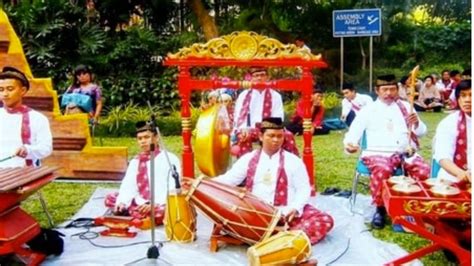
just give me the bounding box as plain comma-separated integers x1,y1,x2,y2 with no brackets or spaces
343,74,430,229
0,66,52,168
232,67,297,157
434,80,471,183
286,88,330,135
105,121,181,224
340,83,373,127
215,117,333,244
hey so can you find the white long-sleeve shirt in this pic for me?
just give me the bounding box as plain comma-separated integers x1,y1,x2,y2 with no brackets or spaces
233,89,284,130
341,93,373,117
434,111,471,182
0,108,52,168
214,149,310,216
344,99,427,155
116,151,182,207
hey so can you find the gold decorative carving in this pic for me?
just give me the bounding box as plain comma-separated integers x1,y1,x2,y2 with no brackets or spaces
403,200,471,216
167,31,321,61
182,118,192,130
302,119,312,132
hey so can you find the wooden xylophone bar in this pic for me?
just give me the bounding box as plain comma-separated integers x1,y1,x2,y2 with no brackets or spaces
0,166,58,266
0,166,58,192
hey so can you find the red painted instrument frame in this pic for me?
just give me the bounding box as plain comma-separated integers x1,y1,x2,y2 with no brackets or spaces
382,180,471,265
164,57,327,195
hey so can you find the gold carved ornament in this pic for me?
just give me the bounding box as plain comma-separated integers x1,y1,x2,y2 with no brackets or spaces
403,200,471,216
167,31,322,61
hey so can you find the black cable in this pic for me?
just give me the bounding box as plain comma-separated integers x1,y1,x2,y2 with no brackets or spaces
71,227,154,248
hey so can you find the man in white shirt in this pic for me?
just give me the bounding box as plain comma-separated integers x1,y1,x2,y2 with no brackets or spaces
434,80,471,183
340,83,373,127
343,74,430,229
0,66,52,168
105,121,181,224
232,67,298,157
216,117,333,244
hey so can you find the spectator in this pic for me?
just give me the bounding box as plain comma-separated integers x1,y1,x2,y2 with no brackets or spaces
340,83,373,126
62,65,103,125
414,75,443,112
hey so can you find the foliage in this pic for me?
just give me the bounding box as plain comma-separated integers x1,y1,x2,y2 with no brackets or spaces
25,112,450,265
3,0,471,114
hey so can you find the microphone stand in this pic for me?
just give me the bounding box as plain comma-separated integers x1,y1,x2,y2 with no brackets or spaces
126,102,178,265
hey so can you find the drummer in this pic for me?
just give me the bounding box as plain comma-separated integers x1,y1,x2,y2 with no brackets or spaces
104,121,181,224
0,66,52,168
343,74,430,229
214,117,333,245
434,79,471,183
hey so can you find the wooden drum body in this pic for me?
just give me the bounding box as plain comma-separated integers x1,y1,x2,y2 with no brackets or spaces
247,230,312,266
164,192,197,243
186,177,279,245
0,166,57,265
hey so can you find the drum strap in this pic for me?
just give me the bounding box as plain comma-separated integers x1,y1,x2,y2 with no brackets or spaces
135,150,160,200
5,105,32,166
454,111,468,170
245,149,288,206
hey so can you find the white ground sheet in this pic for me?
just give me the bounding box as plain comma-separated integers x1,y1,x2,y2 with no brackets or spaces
42,188,421,266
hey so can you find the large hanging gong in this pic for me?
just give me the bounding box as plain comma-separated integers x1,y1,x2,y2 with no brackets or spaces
194,105,231,177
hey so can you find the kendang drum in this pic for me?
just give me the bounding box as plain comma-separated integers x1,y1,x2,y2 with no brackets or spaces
185,176,279,244
164,192,197,243
247,230,312,266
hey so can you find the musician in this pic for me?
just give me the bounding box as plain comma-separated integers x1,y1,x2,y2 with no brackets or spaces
0,66,52,168
344,74,430,229
104,121,181,224
434,79,471,182
340,83,373,127
286,87,330,135
232,67,297,157
215,117,334,244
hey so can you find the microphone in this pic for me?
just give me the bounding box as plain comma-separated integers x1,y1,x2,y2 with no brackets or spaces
171,165,181,189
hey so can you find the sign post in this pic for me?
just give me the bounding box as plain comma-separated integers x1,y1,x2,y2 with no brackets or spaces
333,9,382,92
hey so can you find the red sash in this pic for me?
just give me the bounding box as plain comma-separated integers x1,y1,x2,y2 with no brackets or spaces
454,111,468,170
236,90,253,128
261,89,272,119
245,149,288,206
135,150,160,200
5,105,32,166
349,99,361,112
395,100,420,148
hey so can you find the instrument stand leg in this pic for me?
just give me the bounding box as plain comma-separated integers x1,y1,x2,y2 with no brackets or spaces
14,247,45,266
36,191,55,227
386,217,471,265
210,223,245,252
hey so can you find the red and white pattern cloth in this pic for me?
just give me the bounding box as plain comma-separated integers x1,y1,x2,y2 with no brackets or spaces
362,153,430,206
245,149,333,244
454,111,468,170
104,192,165,224
288,204,334,245
104,150,165,224
233,129,299,158
5,105,33,166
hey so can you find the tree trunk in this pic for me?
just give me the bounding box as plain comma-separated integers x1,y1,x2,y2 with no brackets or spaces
188,0,219,40
359,39,366,70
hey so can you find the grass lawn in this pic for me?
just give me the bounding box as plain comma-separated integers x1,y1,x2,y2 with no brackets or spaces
23,111,456,265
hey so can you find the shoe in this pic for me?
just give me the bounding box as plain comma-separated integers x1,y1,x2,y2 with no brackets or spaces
371,207,386,229
334,190,352,198
321,187,341,195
